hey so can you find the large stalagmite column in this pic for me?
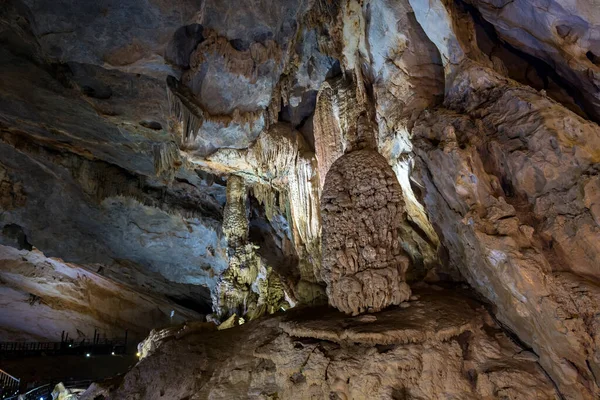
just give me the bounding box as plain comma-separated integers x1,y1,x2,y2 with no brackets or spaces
213,174,289,322
213,174,257,320
321,150,412,315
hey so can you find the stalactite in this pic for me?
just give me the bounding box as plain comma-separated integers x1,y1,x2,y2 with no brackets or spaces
250,182,278,223
166,75,275,149
313,73,367,188
166,75,206,144
287,141,322,281
152,141,181,179
205,125,323,284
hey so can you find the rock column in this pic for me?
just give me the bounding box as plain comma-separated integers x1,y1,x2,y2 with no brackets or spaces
321,150,411,315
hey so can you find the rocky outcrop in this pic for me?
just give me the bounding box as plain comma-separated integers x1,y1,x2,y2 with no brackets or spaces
20,0,201,77
412,63,600,398
80,287,560,400
0,130,229,292
321,150,412,315
464,0,600,121
0,245,201,342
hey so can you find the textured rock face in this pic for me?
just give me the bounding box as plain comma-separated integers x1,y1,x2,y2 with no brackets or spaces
313,75,364,189
403,1,600,396
0,0,323,332
81,288,560,400
2,0,600,398
412,65,600,398
321,150,412,315
465,0,600,121
0,245,201,342
367,0,445,133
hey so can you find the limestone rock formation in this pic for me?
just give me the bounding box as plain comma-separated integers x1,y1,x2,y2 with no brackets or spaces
313,75,364,189
202,124,324,299
412,64,600,398
403,0,600,395
2,0,600,398
464,0,600,121
212,174,290,322
321,150,412,315
80,287,560,400
0,245,201,342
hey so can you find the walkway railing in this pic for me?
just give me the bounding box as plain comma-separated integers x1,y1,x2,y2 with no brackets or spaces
0,331,129,359
8,379,93,400
0,369,20,400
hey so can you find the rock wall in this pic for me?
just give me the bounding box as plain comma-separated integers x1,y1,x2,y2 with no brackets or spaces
412,63,600,398
464,0,600,121
0,245,201,342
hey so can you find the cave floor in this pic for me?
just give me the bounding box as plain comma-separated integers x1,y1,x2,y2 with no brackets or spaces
280,286,485,345
81,284,558,399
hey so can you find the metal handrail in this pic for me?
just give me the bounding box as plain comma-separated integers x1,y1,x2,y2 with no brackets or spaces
0,368,20,400
0,370,19,382
5,379,93,400
19,383,51,400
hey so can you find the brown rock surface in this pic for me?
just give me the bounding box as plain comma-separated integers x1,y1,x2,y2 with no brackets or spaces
80,287,560,400
463,0,600,121
321,150,412,315
412,63,600,398
0,245,201,342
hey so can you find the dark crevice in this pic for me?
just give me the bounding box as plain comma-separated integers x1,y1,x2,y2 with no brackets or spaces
586,51,600,66
247,194,301,287
326,59,342,80
375,344,396,354
165,24,204,70
1,223,33,250
229,38,250,52
166,294,212,315
458,0,596,123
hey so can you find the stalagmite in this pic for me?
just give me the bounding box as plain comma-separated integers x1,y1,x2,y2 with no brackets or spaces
213,174,289,322
321,150,412,315
200,124,324,288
